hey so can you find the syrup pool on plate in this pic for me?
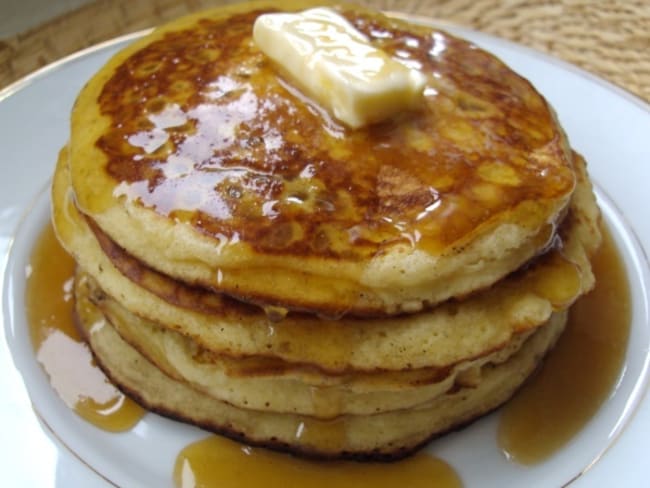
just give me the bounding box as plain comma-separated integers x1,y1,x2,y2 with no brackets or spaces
25,223,145,431
174,435,461,488
498,225,631,463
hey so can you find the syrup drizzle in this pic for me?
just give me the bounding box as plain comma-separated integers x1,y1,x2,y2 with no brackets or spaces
173,435,462,488
25,223,145,431
91,8,574,260
498,226,631,463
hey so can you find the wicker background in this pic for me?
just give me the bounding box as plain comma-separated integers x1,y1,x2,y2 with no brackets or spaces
1,0,649,103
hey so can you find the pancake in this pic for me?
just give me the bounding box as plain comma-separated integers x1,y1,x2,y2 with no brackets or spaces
79,270,537,418
50,0,606,461
67,0,576,317
75,273,568,460
53,146,600,373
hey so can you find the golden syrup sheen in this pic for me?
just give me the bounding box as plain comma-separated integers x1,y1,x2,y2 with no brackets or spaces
25,222,145,431
90,7,574,259
498,225,631,463
173,435,462,488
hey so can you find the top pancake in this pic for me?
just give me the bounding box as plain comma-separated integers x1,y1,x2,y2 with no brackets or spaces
68,0,575,316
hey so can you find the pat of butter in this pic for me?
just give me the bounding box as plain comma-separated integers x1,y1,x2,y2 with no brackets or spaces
253,8,425,129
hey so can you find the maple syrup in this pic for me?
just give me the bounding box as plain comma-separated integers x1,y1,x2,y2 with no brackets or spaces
498,226,631,463
25,222,145,431
94,8,572,260
173,435,461,488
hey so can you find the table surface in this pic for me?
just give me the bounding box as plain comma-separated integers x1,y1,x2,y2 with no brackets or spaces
1,0,649,104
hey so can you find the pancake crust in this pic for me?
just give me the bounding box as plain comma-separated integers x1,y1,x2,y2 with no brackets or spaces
75,277,568,460
68,1,576,316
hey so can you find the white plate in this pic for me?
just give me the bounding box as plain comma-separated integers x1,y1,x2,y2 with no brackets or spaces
1,18,650,487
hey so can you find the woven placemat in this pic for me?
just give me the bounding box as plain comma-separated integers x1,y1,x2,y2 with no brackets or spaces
1,0,649,103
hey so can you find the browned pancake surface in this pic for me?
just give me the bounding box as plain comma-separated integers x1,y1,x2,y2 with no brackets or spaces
93,7,573,260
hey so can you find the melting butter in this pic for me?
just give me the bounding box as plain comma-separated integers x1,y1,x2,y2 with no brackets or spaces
253,8,425,129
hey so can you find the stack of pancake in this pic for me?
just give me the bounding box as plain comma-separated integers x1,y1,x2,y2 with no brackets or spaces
51,1,602,460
